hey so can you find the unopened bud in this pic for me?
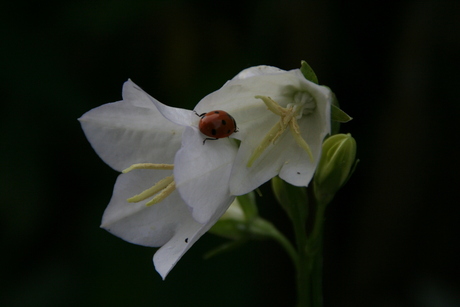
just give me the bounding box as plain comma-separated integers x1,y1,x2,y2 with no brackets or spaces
314,133,357,203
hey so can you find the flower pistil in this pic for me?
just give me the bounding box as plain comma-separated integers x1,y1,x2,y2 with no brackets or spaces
247,94,315,167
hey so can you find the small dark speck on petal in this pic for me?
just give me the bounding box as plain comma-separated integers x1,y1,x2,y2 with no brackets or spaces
185,238,188,243
297,172,300,175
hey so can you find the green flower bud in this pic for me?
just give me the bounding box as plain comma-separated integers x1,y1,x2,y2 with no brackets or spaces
314,133,357,204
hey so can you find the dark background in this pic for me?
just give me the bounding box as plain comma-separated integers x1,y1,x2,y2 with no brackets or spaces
2,1,459,306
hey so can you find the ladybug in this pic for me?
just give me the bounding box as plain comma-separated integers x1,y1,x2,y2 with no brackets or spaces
194,110,238,144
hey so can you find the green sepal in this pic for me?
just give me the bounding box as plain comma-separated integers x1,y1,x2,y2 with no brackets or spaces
300,60,319,84
208,191,299,264
327,90,351,135
237,192,258,221
203,239,248,259
331,92,341,135
209,214,289,242
206,216,297,264
208,192,261,241
208,219,247,240
331,103,352,123
271,176,308,223
249,217,282,238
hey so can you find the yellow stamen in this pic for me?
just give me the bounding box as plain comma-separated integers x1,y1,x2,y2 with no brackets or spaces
247,95,315,167
123,163,176,207
145,181,176,207
256,95,284,116
289,120,314,162
127,175,174,203
247,121,283,167
122,163,174,173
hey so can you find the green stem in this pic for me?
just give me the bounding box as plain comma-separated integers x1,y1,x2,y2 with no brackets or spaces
292,202,309,307
309,201,326,307
295,199,327,307
267,224,299,270
311,237,323,307
310,201,326,242
270,176,327,306
250,216,299,269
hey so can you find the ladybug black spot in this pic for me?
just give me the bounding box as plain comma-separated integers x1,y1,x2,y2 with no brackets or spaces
214,111,220,114
222,119,227,125
211,129,217,136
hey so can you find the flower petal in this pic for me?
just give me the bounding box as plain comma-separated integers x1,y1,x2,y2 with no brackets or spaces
279,97,331,186
192,68,332,194
79,80,183,171
229,111,328,195
153,202,228,279
194,69,311,141
174,126,237,224
146,95,194,127
101,169,215,279
232,65,286,80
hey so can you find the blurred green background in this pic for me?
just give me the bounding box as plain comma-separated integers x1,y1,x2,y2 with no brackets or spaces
2,1,459,306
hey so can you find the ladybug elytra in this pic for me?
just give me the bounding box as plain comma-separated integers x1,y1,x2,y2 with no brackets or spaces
195,110,238,144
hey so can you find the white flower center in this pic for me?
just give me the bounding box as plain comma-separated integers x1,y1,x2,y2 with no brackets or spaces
247,93,315,167
122,163,176,207
292,91,316,118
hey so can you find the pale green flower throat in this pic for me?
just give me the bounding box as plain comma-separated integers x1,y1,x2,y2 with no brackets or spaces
122,163,175,207
247,93,315,167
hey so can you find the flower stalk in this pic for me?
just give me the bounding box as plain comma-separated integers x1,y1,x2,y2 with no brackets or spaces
272,132,357,306
284,184,326,307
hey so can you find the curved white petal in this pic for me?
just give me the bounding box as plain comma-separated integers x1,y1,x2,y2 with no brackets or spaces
277,118,325,186
101,170,215,279
279,86,331,186
194,69,312,139
153,197,229,279
229,109,328,195
193,68,332,194
174,126,237,224
147,95,194,127
232,65,286,80
79,80,183,171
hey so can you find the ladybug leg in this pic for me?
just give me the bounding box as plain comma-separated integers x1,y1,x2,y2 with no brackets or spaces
203,137,218,145
232,118,239,132
194,110,205,118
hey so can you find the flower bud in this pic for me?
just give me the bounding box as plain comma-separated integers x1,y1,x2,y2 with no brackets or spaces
314,133,357,204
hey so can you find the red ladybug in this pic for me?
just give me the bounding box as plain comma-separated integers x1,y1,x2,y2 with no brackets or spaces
194,110,238,144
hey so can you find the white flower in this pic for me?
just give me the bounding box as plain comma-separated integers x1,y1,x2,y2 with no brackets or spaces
146,94,239,225
148,64,331,226
78,63,332,278
193,65,332,195
79,80,234,279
